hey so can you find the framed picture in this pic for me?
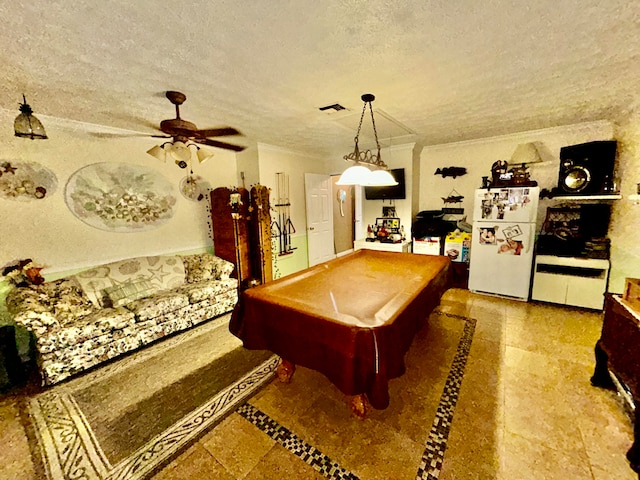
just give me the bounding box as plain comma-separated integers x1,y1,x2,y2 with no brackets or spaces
376,217,401,232
382,206,396,217
503,225,523,239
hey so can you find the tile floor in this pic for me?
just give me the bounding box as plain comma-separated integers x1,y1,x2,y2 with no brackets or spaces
1,288,636,479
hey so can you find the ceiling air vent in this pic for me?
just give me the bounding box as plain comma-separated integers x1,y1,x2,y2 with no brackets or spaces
318,103,346,112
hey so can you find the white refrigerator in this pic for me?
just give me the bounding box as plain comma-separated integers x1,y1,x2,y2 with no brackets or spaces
468,186,540,300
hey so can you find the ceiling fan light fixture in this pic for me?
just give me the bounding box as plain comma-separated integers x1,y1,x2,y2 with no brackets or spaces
14,94,47,140
168,141,192,162
196,146,214,163
146,144,166,162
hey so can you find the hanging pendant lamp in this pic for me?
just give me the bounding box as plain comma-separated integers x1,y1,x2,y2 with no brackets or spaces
14,94,47,140
336,94,397,186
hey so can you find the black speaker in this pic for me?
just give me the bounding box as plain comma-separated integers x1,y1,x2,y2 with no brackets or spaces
557,140,616,195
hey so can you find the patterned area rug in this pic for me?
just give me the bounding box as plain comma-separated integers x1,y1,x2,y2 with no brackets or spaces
26,314,277,480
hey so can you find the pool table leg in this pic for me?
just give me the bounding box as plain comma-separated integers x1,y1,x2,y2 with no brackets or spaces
349,394,368,419
276,359,295,383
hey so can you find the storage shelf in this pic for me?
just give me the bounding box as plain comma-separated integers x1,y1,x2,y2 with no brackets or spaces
354,239,411,253
548,194,622,202
534,255,609,269
531,255,610,310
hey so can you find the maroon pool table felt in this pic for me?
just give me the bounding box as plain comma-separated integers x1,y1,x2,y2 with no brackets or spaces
229,249,451,410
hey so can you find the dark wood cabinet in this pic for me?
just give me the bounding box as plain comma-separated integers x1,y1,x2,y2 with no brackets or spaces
591,294,640,475
450,262,469,289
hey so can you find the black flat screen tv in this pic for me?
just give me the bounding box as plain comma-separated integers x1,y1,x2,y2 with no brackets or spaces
364,168,406,200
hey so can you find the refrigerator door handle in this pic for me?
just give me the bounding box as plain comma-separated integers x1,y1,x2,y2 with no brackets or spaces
526,226,536,253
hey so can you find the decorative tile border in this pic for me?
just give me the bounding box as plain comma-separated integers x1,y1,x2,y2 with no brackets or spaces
416,313,476,479
238,312,476,480
237,403,359,480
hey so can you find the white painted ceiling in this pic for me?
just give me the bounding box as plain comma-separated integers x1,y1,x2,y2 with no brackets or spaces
2,0,640,157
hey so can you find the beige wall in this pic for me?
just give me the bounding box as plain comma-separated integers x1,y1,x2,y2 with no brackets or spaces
256,143,329,276
610,113,640,292
0,110,238,276
418,121,614,222
417,119,640,294
5,106,640,295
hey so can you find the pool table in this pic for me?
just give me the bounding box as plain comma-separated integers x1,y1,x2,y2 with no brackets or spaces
229,249,451,415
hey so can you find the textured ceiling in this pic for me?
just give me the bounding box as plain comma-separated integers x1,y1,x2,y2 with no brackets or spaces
2,0,640,157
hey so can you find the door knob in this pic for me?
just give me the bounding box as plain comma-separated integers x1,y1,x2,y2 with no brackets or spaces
309,227,315,231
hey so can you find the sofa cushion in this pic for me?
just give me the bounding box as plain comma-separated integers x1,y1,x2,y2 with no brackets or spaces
124,291,190,321
73,255,186,307
36,307,136,353
103,278,156,308
176,278,237,303
181,253,234,283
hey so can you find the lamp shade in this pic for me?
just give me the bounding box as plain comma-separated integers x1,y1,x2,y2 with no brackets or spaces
14,112,47,140
196,146,214,163
336,165,372,185
510,142,543,165
146,145,166,162
169,141,192,162
367,169,398,186
14,95,47,140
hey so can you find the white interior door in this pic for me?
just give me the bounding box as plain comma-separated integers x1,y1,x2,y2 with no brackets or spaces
305,173,335,266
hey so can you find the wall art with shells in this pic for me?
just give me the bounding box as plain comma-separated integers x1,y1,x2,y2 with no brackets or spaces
0,161,57,201
65,162,176,232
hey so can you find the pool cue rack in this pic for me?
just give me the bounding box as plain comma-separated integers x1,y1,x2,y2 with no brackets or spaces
272,172,297,256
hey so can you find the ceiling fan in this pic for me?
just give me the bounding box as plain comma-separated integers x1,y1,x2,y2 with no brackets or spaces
89,91,246,153
153,91,246,152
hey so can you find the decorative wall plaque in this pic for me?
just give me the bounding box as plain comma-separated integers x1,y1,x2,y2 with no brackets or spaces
65,162,176,232
0,161,57,201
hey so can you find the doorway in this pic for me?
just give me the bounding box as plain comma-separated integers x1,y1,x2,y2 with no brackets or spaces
304,173,336,266
331,176,356,255
304,174,358,267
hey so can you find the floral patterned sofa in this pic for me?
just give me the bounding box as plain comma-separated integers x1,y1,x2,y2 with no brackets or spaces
5,253,238,386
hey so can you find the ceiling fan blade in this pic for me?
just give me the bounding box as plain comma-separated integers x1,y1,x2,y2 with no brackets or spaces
88,131,162,139
195,127,241,137
198,138,246,152
168,127,200,138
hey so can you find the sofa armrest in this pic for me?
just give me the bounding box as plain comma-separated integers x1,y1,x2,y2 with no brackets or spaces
5,287,51,316
5,278,96,337
181,253,235,283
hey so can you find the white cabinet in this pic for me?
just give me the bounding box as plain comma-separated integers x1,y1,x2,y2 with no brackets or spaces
354,239,411,253
531,255,610,310
413,238,441,255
